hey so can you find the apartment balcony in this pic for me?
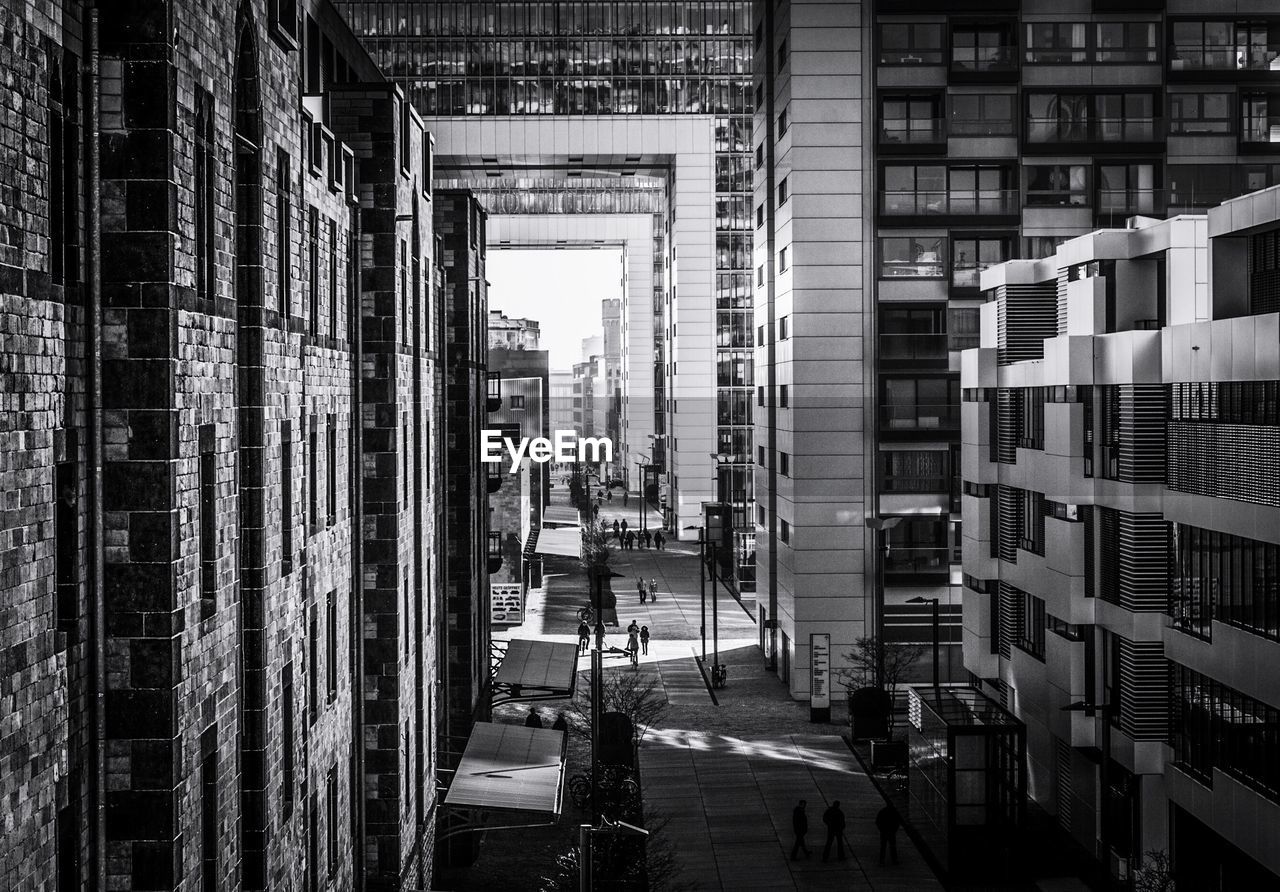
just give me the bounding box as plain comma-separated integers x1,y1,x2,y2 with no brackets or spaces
878,117,946,154
878,333,950,368
949,48,1019,83
1240,116,1280,153
1024,117,1165,153
880,189,1019,222
1094,189,1166,227
1169,45,1280,79
880,403,961,439
883,546,952,584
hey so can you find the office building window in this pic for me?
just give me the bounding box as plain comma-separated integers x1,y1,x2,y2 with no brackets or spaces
755,143,763,169
1025,164,1088,207
756,204,764,227
200,726,218,892
952,237,1012,289
950,93,1015,137
778,176,788,205
779,315,789,339
276,150,291,317
308,416,318,532
326,592,337,702
328,218,338,336
880,238,945,281
779,247,787,272
1095,22,1158,63
779,385,788,408
948,307,981,351
1014,589,1045,660
282,660,295,820
282,420,293,575
400,239,409,342
195,87,216,303
1018,489,1046,556
777,37,787,70
199,428,217,621
1171,21,1280,72
1027,92,1157,144
880,306,946,361
779,452,790,476
326,415,337,527
308,207,319,335
757,445,766,467
308,601,319,724
55,461,78,631
1170,92,1233,134
780,519,790,543
1018,386,1046,449
878,22,943,65
757,264,764,287
757,386,765,407
1170,662,1280,801
1025,22,1087,64
880,94,943,144
1098,163,1159,216
951,24,1015,72
1171,523,1280,641
326,768,338,877
777,107,787,136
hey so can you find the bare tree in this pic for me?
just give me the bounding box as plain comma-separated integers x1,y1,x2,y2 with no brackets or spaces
566,668,668,745
833,636,924,739
1134,850,1175,892
540,812,694,892
579,518,612,576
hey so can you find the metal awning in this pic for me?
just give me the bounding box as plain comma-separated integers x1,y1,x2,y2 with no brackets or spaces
491,638,579,705
543,503,580,526
444,722,566,816
534,525,581,557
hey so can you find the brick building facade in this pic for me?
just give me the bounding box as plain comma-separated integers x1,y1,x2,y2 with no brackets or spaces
0,1,459,889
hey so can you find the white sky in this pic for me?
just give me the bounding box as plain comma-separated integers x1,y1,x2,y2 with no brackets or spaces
487,247,624,370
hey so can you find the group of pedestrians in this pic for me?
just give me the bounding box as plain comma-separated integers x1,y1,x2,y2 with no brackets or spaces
576,618,650,662
635,576,659,604
789,800,903,867
611,518,664,551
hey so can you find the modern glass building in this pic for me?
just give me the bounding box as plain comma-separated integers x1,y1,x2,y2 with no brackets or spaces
337,1,757,589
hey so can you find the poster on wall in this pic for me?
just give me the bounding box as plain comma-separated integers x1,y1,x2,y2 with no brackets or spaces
810,633,831,723
491,583,524,626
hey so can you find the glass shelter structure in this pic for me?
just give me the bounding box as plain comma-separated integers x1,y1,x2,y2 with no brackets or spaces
905,686,1026,880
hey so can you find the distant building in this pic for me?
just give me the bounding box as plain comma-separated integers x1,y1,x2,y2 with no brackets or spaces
549,370,576,435
487,310,541,351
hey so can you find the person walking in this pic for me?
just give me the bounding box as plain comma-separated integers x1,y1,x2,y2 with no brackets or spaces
552,712,569,733
648,578,658,602
624,530,635,550
592,503,600,519
643,529,653,549
626,628,640,668
607,490,613,502
524,708,543,729
627,619,640,637
612,519,621,542
577,620,591,655
623,490,629,506
654,530,664,550
639,625,650,655
822,801,847,862
790,800,812,860
594,621,606,652
876,805,901,866
637,576,646,604
621,518,628,537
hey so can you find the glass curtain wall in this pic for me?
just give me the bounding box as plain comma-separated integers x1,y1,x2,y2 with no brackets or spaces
339,3,755,582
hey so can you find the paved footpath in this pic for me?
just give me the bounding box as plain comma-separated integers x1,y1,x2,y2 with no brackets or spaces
505,485,942,891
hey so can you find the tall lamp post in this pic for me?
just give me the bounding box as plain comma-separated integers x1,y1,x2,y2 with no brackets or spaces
863,516,903,689
907,596,940,689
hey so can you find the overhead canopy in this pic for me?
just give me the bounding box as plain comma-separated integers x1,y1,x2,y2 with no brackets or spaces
445,722,566,815
543,503,580,526
492,639,579,705
534,525,581,558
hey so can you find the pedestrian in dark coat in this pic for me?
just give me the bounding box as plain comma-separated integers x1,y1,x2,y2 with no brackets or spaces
613,519,621,541
552,713,569,733
640,626,650,655
577,620,591,654
876,805,901,866
822,801,847,862
621,519,629,537
790,800,812,860
524,708,543,729
654,530,665,550
637,576,646,604
624,530,635,550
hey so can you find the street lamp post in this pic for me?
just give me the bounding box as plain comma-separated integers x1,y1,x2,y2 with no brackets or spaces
864,516,903,689
907,596,940,689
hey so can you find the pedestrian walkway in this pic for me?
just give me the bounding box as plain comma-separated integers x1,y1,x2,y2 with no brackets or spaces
639,646,943,892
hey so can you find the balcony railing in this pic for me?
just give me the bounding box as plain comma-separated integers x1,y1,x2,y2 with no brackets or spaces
949,119,1016,137
880,118,946,145
880,189,1019,216
1242,117,1280,144
1170,45,1280,72
880,474,952,494
884,546,952,576
1026,116,1162,144
951,48,1018,73
879,333,949,361
881,403,961,430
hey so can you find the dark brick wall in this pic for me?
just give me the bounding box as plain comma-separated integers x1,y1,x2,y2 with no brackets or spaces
0,1,455,890
433,190,490,771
